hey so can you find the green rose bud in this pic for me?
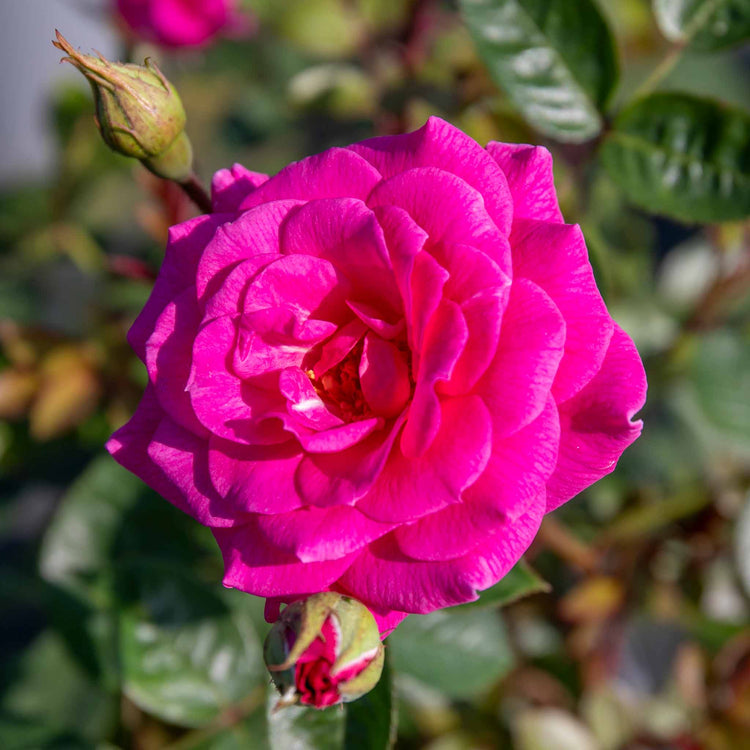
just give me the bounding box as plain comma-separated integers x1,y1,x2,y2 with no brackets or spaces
53,31,193,182
264,593,385,710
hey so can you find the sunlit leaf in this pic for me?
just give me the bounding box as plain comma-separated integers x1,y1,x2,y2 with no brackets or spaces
387,608,514,699
266,688,346,750
689,330,750,442
601,93,750,223
460,0,618,142
117,562,265,728
653,0,750,51
38,456,144,603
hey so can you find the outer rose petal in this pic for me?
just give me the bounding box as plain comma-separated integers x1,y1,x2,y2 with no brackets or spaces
545,325,646,511
215,522,357,597
350,116,513,238
486,142,562,224
107,387,235,527
238,149,383,211
145,289,205,436
129,214,227,361
394,396,559,560
211,163,269,213
511,219,614,403
341,493,546,613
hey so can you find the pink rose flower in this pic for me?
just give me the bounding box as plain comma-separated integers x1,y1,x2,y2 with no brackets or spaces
107,118,646,634
115,0,254,49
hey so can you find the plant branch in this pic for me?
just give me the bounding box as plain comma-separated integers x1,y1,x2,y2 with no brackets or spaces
178,172,213,214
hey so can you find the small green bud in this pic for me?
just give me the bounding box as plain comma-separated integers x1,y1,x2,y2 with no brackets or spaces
53,31,193,182
264,593,384,709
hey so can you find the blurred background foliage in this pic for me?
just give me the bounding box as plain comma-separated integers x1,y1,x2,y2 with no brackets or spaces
0,0,749,748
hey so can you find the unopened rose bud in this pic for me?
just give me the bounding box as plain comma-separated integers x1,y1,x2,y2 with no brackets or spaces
264,593,384,710
53,31,193,182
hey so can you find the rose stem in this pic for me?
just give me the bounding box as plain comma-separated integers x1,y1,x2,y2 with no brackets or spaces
178,172,213,214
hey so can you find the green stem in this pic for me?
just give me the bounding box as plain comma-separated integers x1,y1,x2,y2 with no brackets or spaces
631,43,686,100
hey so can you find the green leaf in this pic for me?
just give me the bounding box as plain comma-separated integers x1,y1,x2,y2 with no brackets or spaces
689,330,750,442
38,456,144,603
653,0,750,51
460,0,618,142
344,652,395,750
453,561,550,611
117,562,265,728
0,630,117,745
39,455,219,604
601,93,750,223
387,608,514,699
266,689,346,750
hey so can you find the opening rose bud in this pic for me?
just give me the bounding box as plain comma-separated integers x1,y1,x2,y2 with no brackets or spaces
264,593,384,709
53,31,193,182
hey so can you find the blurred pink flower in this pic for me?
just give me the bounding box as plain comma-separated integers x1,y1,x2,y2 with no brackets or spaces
107,118,646,633
115,0,254,49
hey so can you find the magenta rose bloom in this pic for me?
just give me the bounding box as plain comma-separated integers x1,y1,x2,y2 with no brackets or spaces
115,0,254,49
107,118,646,634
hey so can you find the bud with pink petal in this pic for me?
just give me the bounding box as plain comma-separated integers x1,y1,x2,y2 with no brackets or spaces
264,593,384,709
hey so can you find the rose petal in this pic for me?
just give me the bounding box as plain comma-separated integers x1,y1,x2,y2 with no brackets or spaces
351,116,513,238
256,505,395,563
466,395,560,520
346,300,404,339
145,288,206,435
401,299,467,458
211,163,269,213
202,255,277,322
477,279,565,439
357,395,491,523
130,214,227,360
196,200,300,301
215,522,357,597
208,437,304,514
394,396,559,560
188,317,287,444
239,148,383,211
341,492,545,613
511,219,614,402
486,141,562,224
296,413,407,508
360,333,412,418
311,318,367,379
280,197,401,315
368,167,512,277
545,325,646,511
439,288,507,397
106,386,235,527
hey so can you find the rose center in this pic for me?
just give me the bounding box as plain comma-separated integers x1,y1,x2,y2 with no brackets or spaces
307,341,373,421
